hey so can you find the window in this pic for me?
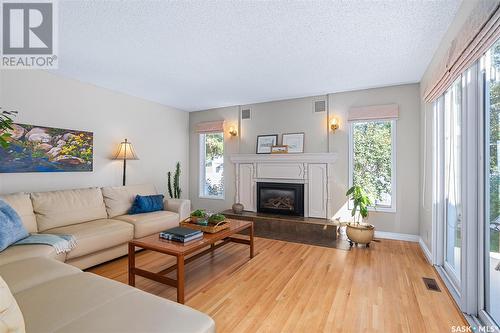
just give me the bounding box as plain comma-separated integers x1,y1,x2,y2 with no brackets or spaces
199,132,224,199
349,120,396,211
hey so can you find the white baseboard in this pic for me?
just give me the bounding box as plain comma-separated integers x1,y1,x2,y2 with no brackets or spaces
373,231,419,242
418,237,433,264
373,232,433,263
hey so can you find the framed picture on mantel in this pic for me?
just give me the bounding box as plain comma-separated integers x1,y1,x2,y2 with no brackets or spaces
256,134,278,154
282,132,304,153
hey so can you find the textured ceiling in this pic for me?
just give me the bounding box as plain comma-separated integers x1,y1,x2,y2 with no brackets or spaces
54,0,461,111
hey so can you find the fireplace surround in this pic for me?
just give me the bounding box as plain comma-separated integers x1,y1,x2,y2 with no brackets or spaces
257,182,304,216
230,153,338,219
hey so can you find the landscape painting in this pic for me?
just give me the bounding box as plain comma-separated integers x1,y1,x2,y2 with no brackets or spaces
0,124,93,173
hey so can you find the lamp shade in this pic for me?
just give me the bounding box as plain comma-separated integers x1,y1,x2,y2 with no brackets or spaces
113,139,139,160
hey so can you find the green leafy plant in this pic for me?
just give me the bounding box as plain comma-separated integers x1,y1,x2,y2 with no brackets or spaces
167,162,182,199
346,185,372,224
0,108,18,149
190,209,207,218
205,133,223,161
208,213,225,225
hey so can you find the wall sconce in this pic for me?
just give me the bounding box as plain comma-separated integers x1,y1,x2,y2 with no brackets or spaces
330,117,339,132
229,126,238,137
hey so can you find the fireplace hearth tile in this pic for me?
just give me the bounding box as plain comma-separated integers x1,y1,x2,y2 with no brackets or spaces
222,210,350,250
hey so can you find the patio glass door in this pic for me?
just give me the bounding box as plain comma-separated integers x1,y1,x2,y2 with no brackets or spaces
443,79,463,287
483,41,500,326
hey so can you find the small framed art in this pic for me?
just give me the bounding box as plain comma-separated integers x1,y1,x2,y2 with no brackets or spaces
271,145,289,154
282,132,304,153
256,134,278,154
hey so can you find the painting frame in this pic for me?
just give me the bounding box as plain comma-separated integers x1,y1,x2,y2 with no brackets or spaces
256,134,278,154
0,123,94,173
271,145,289,154
282,132,305,153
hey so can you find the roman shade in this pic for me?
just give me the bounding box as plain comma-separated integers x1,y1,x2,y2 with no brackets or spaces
195,121,225,133
424,1,500,102
347,104,399,122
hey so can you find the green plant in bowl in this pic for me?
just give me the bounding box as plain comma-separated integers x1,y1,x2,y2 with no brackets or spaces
208,213,226,225
190,209,208,225
191,209,207,218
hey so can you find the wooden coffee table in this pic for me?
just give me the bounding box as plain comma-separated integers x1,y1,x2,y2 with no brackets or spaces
128,219,254,304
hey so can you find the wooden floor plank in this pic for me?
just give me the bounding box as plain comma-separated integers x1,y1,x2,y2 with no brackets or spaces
88,237,466,333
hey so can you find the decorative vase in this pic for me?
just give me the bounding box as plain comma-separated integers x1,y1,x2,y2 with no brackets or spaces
232,203,244,214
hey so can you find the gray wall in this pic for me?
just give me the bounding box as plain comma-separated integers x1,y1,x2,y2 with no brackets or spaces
189,83,421,235
0,70,189,197
328,84,421,235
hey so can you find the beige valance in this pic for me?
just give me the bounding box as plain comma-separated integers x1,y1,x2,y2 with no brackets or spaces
424,1,500,102
195,120,225,133
348,104,399,122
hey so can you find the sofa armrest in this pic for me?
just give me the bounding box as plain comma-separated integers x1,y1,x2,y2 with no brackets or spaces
164,199,191,221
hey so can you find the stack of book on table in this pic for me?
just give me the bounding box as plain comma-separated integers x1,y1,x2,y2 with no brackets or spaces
160,227,203,243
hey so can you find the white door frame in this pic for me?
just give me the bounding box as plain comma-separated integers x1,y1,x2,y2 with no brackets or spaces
431,63,481,314
477,52,500,331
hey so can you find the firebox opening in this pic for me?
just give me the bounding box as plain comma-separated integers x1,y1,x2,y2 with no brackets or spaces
257,182,304,216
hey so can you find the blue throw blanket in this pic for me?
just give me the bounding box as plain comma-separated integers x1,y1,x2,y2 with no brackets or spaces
14,234,77,255
0,199,29,251
0,198,76,254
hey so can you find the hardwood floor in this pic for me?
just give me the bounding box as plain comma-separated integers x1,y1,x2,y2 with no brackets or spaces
88,237,466,333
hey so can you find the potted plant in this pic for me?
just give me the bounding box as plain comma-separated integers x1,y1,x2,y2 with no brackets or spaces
190,209,209,225
345,185,375,247
167,162,182,199
0,108,17,148
208,213,226,226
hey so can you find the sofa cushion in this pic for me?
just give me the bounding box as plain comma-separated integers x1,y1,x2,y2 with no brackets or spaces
31,187,108,232
0,257,81,294
0,276,26,333
102,184,157,218
0,193,37,233
14,271,215,333
0,244,66,267
14,272,134,333
43,219,133,259
115,211,180,238
53,288,216,333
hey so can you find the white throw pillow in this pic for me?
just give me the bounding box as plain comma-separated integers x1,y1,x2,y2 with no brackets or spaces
0,276,25,333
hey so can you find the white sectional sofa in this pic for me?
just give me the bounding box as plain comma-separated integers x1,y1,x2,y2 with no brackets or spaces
0,184,190,268
0,184,216,333
0,257,215,333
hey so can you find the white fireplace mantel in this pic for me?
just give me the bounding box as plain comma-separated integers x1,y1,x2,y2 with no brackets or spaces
230,153,337,219
230,152,338,164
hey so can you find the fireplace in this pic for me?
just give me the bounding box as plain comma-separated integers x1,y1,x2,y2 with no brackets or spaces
257,182,304,216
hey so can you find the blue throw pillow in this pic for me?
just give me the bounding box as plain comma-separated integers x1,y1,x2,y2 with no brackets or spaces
0,199,29,251
129,194,165,215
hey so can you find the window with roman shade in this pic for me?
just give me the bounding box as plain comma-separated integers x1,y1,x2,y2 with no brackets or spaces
196,121,225,199
348,104,398,211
